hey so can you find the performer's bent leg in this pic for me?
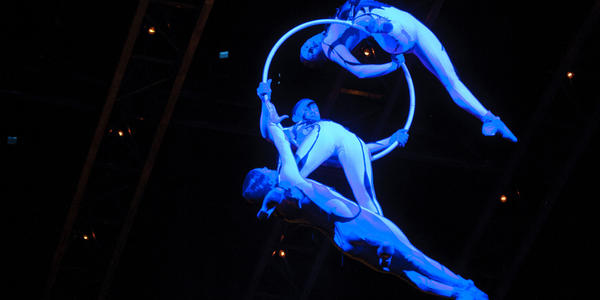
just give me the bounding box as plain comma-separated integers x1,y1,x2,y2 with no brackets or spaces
338,138,384,215
295,128,336,177
412,26,487,118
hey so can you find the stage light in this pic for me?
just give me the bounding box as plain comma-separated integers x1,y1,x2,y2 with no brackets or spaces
118,130,124,137
278,250,286,258
566,72,574,79
500,195,507,203
148,26,156,35
363,49,371,56
340,88,384,99
83,234,89,240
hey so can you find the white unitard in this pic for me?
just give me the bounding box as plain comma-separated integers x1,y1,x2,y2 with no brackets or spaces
323,2,488,118
256,109,488,299
287,120,383,216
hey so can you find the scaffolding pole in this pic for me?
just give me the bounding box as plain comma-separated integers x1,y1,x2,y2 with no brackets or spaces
98,1,215,299
43,1,150,298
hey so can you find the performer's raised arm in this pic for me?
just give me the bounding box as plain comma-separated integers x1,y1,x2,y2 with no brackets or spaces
256,80,308,189
257,80,301,147
366,128,409,154
256,79,275,141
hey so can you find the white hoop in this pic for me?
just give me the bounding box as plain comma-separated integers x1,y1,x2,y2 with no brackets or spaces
261,19,415,160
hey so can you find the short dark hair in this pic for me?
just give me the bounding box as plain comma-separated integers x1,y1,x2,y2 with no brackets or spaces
242,168,278,203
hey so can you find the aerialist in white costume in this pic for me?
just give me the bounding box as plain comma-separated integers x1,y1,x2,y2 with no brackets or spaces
242,92,488,299
300,0,517,142
258,80,408,216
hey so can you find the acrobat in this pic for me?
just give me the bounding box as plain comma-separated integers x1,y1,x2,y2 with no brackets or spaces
243,94,488,299
300,0,517,142
257,80,408,216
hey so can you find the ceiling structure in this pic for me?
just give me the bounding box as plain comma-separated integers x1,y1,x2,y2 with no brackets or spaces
4,0,600,299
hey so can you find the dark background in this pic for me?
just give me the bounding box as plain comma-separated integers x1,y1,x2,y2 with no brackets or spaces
3,0,599,299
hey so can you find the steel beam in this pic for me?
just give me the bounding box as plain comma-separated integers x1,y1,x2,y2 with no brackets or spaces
98,1,215,298
43,1,150,298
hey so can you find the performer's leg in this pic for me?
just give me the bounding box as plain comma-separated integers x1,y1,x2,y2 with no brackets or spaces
339,217,483,298
338,137,384,215
394,240,473,290
404,270,487,299
412,26,488,118
358,217,469,288
295,126,336,178
403,270,456,298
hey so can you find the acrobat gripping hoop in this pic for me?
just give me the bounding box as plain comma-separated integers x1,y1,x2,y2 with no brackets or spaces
261,19,415,161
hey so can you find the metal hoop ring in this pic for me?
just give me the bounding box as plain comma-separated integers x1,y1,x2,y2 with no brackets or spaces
261,19,415,160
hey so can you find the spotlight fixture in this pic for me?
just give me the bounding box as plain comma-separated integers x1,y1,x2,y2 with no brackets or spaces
566,72,574,79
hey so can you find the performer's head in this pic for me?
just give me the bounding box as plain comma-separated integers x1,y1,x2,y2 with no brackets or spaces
242,167,278,203
292,98,320,123
300,32,326,67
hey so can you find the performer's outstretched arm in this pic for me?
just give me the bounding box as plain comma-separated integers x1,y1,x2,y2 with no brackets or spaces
366,129,409,154
257,80,299,147
264,106,304,188
256,80,308,188
257,80,276,141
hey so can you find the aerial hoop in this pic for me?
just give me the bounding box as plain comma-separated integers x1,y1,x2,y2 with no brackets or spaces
261,19,415,161
372,62,414,161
